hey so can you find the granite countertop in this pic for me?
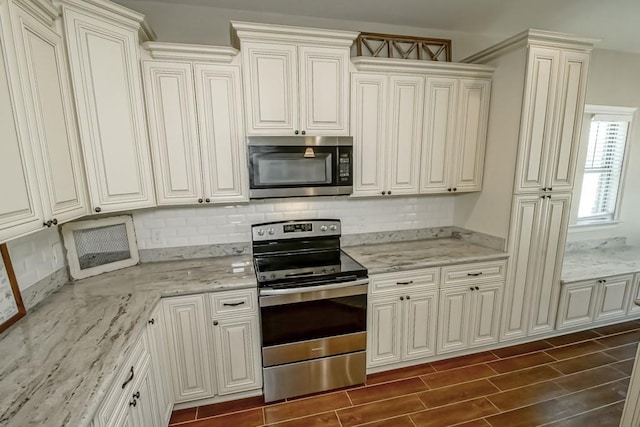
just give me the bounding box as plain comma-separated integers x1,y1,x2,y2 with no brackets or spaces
344,238,508,275
0,255,256,427
562,246,640,283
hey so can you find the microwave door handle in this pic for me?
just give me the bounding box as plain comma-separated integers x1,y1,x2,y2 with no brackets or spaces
259,278,369,296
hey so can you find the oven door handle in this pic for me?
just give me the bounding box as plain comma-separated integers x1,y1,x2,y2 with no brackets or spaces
259,278,369,296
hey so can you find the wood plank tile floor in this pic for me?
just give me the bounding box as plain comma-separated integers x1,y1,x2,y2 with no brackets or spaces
168,320,640,427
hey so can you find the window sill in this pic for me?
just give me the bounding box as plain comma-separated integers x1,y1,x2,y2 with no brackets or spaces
568,220,621,233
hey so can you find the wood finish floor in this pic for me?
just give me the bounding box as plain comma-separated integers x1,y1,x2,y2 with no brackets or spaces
168,320,640,427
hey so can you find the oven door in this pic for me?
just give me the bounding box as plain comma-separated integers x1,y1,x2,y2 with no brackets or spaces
259,281,367,367
248,143,352,198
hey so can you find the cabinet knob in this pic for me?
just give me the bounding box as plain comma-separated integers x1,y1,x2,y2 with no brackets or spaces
602,279,607,283
133,391,140,399
295,130,299,135
213,320,219,326
541,195,545,199
381,191,386,195
542,187,547,191
388,191,392,195
546,195,551,199
469,287,474,291
148,318,155,325
52,218,58,225
94,207,101,213
129,399,137,407
448,188,452,192
301,130,306,135
475,286,479,291
43,220,52,228
453,188,457,192
400,296,405,301
406,295,411,300
198,198,203,203
205,198,211,203
548,187,553,191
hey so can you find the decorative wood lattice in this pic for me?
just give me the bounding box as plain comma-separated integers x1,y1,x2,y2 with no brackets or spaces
356,32,451,62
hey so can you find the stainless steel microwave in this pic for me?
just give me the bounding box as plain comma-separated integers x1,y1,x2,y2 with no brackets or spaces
247,136,353,199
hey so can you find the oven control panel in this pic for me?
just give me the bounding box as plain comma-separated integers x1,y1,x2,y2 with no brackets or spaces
252,219,341,241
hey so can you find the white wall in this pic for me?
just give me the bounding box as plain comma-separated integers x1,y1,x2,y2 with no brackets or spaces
116,0,499,61
567,49,640,246
133,195,455,249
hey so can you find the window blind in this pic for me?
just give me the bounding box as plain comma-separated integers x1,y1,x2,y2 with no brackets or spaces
577,118,629,221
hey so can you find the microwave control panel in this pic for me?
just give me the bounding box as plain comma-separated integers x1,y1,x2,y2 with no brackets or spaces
339,153,350,182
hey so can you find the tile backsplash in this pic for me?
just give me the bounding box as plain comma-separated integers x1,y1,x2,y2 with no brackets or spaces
133,195,455,249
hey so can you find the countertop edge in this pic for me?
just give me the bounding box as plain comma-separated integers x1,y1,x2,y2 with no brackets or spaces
365,254,509,275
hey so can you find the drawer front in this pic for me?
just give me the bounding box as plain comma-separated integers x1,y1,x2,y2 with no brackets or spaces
210,288,258,317
94,332,150,427
441,260,507,287
370,268,439,294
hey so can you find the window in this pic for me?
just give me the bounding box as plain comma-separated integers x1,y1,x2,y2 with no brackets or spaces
577,106,635,224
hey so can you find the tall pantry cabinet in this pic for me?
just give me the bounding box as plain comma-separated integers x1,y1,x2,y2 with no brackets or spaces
463,30,598,341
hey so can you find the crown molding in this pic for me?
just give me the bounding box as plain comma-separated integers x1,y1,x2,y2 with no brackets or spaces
351,57,494,77
12,0,60,26
462,29,600,64
231,21,359,48
143,42,239,63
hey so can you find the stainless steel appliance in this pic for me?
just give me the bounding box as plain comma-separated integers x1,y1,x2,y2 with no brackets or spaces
252,219,368,402
247,136,353,199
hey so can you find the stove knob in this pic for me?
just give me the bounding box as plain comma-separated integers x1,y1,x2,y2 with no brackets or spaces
330,268,336,273
260,275,265,280
268,228,275,235
321,269,327,274
329,225,338,231
270,274,275,279
320,225,328,231
257,229,265,236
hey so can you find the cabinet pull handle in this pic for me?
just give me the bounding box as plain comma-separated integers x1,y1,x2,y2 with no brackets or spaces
122,367,134,389
223,301,245,307
148,318,155,325
43,220,52,228
133,391,140,399
129,399,137,407
467,272,483,277
52,218,58,225
397,280,414,285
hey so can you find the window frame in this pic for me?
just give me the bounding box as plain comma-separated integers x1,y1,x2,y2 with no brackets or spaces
574,105,636,227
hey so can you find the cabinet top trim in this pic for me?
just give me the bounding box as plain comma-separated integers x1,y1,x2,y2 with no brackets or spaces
143,42,239,63
12,0,61,26
461,28,600,64
55,0,156,41
351,57,494,77
231,20,359,48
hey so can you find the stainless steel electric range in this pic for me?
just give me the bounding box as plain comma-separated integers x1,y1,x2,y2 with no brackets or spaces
251,219,368,402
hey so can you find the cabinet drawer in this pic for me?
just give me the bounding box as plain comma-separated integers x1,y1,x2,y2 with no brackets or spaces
370,268,439,294
441,260,507,287
94,332,150,427
210,288,257,317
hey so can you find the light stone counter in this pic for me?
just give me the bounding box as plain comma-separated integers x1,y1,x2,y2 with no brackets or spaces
344,238,508,275
0,255,256,427
561,246,640,283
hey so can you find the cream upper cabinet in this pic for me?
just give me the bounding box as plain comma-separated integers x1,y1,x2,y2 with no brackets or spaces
514,46,590,194
0,6,44,242
142,44,248,206
60,0,156,214
232,21,357,136
351,72,425,197
421,77,490,193
9,2,88,225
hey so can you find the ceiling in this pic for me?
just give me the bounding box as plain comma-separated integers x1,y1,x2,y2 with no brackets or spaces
140,0,640,53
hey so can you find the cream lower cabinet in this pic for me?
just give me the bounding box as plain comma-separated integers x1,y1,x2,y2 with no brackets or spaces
367,269,439,368
142,52,248,205
351,73,425,197
146,304,173,425
501,193,571,340
557,274,634,330
420,77,491,194
628,274,640,316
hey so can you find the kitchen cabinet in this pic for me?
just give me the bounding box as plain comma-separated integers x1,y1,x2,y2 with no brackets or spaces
367,269,439,368
162,294,216,403
142,49,247,205
351,73,425,196
146,304,173,425
59,0,156,213
621,342,640,426
232,22,357,136
437,260,506,354
628,274,640,316
557,274,633,330
420,77,491,193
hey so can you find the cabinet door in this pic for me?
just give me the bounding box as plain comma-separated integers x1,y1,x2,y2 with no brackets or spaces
147,305,173,426
367,295,402,368
547,51,590,192
514,47,560,193
529,193,571,336
451,78,491,192
195,64,248,203
469,283,503,348
212,315,262,395
628,275,640,316
386,75,424,195
110,402,135,427
62,8,155,213
501,195,544,341
595,275,633,322
298,45,349,135
162,295,215,403
0,23,43,241
402,290,438,361
437,287,471,354
421,77,457,193
10,5,88,223
556,280,598,330
242,41,298,135
620,344,640,427
130,360,161,427
351,73,387,196
143,61,202,205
